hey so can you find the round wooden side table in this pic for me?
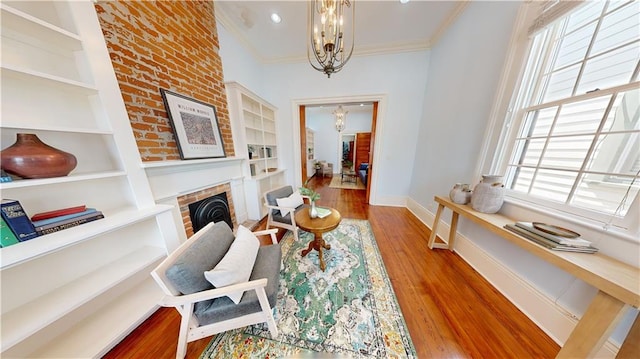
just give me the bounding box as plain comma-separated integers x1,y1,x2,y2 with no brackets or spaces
294,207,342,271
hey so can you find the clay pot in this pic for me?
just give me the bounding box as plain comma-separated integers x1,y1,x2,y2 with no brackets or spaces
450,183,472,204
471,175,505,213
1,133,77,179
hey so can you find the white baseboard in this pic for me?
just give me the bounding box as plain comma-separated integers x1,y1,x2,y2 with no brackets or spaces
406,198,618,357
372,195,407,207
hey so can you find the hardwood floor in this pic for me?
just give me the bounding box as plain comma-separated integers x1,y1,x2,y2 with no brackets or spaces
104,176,560,358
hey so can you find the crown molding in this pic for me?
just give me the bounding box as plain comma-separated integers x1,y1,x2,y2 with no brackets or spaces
215,1,468,66
429,1,469,48
214,4,268,63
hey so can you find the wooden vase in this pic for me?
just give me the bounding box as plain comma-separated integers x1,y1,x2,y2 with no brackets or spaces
1,133,77,179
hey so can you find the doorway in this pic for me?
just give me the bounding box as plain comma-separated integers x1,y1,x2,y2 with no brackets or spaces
295,95,383,204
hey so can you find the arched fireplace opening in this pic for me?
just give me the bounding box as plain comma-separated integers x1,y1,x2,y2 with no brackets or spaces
188,192,233,232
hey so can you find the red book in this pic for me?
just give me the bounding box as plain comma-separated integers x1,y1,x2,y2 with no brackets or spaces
31,205,86,222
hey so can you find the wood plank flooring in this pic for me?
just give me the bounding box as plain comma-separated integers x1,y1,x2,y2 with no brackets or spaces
104,176,559,358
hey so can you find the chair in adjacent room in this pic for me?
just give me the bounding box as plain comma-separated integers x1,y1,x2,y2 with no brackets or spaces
264,185,308,241
151,221,281,359
320,161,333,177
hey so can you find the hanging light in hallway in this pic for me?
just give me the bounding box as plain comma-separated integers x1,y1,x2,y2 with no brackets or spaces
334,105,348,132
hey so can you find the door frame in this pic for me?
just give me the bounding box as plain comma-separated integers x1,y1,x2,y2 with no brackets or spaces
291,94,386,205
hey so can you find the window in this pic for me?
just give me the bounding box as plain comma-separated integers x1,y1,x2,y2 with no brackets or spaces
498,0,639,222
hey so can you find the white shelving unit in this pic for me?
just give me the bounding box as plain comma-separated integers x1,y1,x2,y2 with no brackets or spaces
0,1,180,357
226,82,286,220
306,127,316,177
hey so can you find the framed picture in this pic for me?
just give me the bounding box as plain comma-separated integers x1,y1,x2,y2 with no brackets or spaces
160,89,226,159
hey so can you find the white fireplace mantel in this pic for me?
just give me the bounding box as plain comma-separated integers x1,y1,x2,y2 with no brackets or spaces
142,157,248,244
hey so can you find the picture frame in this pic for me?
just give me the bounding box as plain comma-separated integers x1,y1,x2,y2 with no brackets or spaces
160,89,226,159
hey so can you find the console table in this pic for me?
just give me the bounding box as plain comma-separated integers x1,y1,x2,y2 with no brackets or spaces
428,195,639,358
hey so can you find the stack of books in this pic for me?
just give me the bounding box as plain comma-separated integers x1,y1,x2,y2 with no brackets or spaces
30,205,104,236
504,221,598,253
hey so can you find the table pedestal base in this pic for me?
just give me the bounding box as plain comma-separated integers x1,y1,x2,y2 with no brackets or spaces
301,233,332,271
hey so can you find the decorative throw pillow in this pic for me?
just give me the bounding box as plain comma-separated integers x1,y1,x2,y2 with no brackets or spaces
203,225,260,304
276,191,304,217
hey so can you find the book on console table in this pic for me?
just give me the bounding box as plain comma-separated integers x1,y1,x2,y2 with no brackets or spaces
504,224,598,253
514,222,592,247
1,199,38,241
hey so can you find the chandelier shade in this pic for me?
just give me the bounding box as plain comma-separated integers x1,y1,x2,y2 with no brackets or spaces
334,105,348,132
307,0,355,78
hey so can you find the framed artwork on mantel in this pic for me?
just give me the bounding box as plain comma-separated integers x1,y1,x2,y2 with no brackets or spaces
160,89,226,159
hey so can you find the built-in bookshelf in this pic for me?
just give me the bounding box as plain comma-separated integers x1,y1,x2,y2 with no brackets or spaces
0,1,180,357
226,82,285,219
306,127,316,177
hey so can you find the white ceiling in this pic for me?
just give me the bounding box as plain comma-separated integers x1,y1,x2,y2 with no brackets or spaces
215,0,465,64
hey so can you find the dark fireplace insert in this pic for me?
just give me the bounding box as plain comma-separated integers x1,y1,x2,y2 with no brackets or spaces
188,192,233,232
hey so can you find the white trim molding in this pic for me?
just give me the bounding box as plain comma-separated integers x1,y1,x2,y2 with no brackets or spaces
291,93,388,206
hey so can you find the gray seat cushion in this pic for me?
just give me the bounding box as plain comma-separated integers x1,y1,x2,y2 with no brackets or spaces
271,204,309,225
194,243,282,325
165,222,235,295
266,186,310,224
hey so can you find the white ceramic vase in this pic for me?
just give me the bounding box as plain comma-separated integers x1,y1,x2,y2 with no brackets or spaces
309,201,318,218
471,175,505,213
449,183,472,204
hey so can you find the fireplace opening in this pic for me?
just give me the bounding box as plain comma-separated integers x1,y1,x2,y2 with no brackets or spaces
188,192,233,232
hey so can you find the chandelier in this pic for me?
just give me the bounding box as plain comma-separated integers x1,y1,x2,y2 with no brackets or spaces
307,0,355,78
334,105,348,132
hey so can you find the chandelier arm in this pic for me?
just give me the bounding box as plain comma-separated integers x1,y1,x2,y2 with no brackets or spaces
307,1,327,71
331,0,355,72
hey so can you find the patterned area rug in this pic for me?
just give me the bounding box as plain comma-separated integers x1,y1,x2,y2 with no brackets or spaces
200,219,416,358
328,175,365,190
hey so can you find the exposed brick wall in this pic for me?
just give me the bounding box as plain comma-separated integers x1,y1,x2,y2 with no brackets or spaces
176,183,236,238
95,0,234,161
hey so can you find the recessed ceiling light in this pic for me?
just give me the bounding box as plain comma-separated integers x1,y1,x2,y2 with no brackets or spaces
270,13,281,24
400,0,410,4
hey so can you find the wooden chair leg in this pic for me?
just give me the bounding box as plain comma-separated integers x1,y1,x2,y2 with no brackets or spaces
176,303,194,359
256,288,278,338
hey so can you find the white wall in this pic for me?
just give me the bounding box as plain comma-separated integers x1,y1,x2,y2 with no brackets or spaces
219,26,430,204
263,52,429,205
307,107,373,170
408,0,637,350
218,24,266,97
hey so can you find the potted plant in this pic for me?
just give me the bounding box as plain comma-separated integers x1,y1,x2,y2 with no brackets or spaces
299,177,320,218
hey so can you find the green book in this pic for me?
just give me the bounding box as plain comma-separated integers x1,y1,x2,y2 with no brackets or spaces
1,216,20,247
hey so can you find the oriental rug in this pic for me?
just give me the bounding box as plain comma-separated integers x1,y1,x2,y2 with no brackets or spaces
200,218,416,358
328,175,365,190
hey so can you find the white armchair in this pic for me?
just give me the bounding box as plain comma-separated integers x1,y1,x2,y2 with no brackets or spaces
151,222,281,358
318,161,333,177
264,185,309,241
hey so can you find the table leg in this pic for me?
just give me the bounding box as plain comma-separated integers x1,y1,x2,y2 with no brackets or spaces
428,203,448,249
556,290,628,358
617,312,640,358
301,233,332,271
448,211,459,251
